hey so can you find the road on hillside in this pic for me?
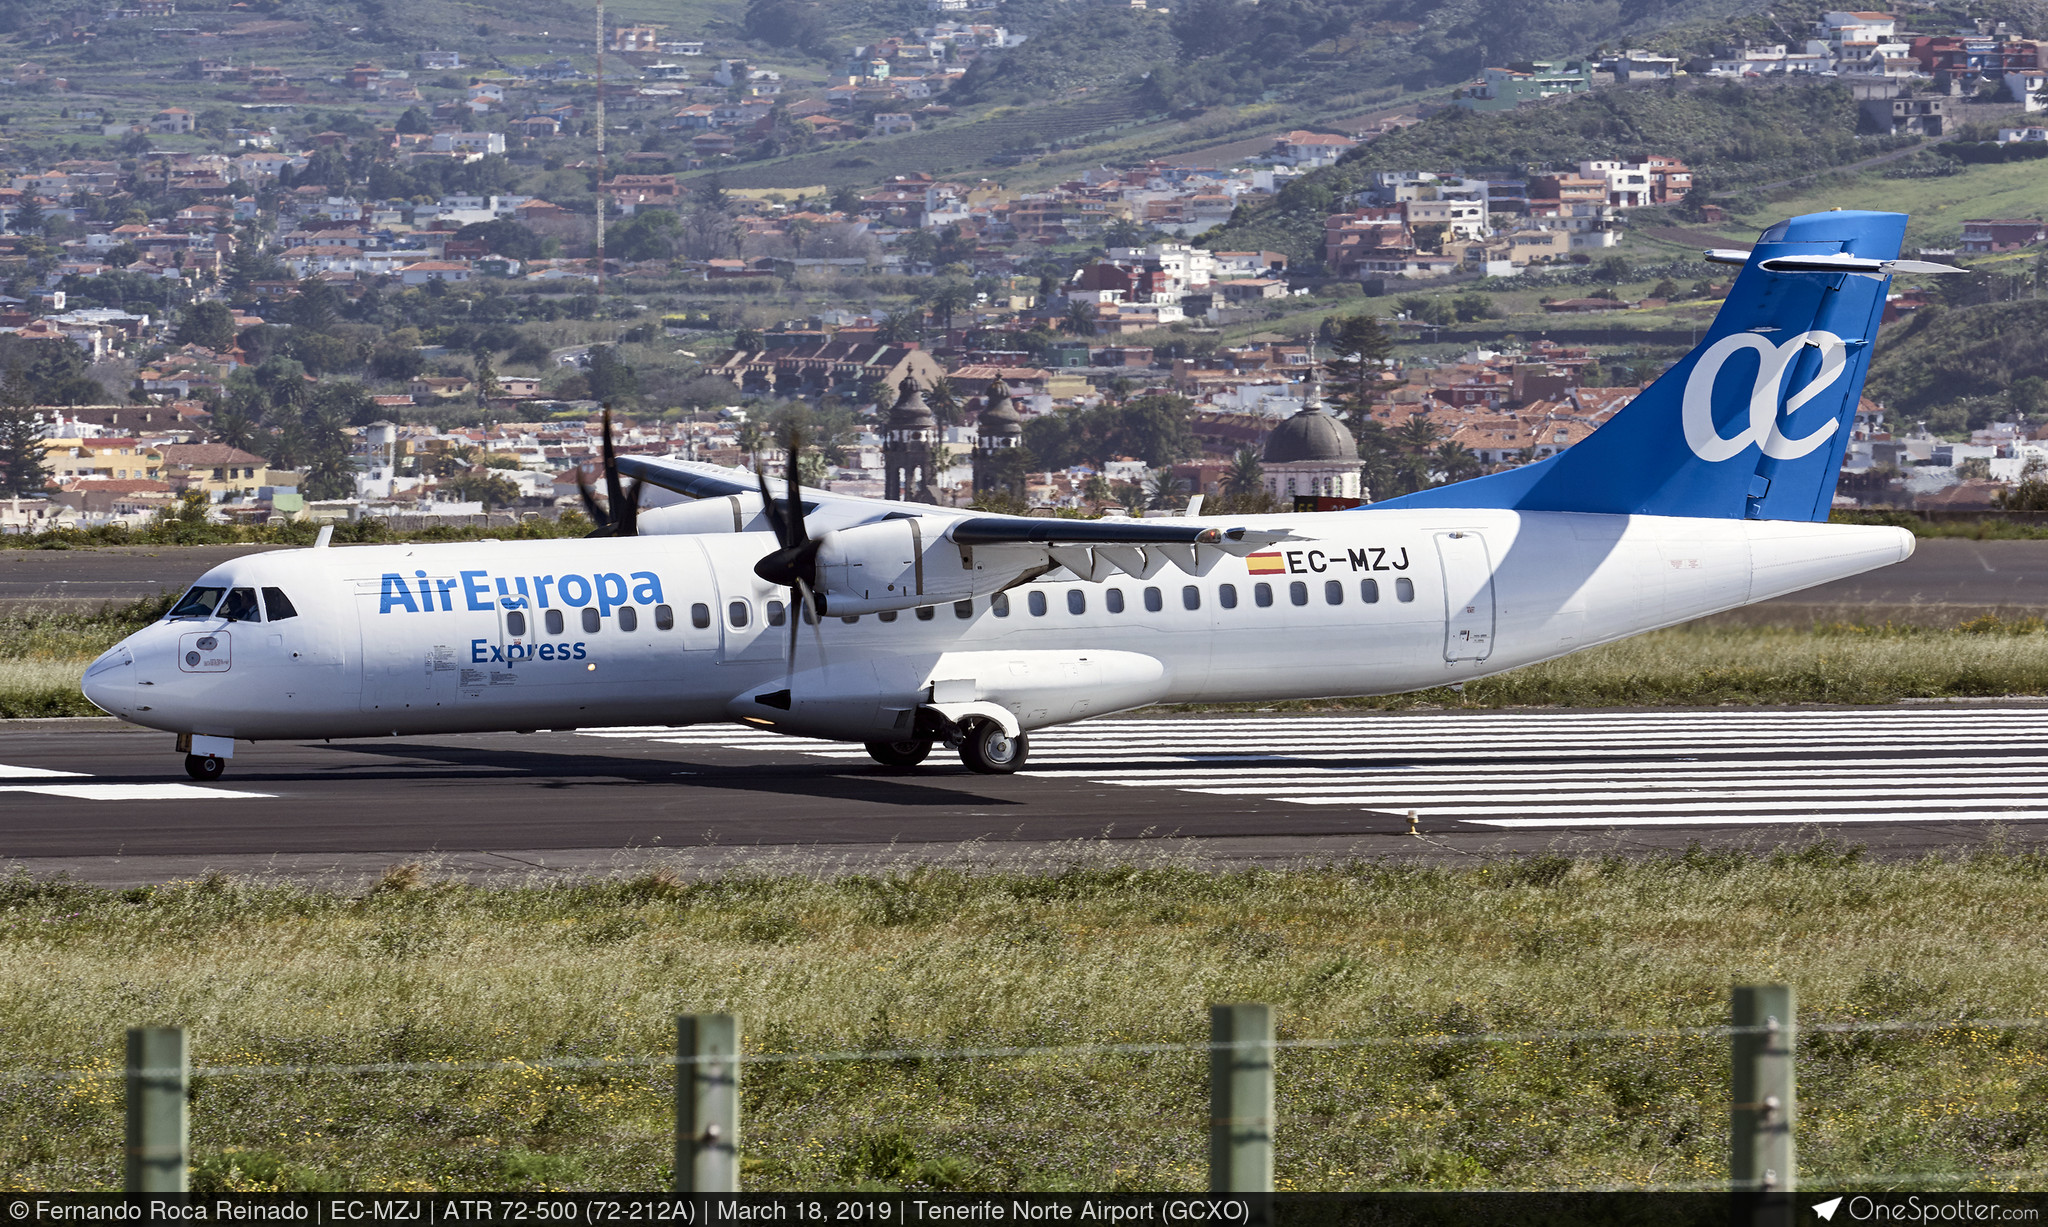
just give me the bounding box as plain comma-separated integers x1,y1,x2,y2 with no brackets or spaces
4,538,2044,613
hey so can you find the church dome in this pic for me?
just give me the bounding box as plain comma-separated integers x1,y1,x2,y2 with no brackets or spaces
887,379,936,428
1262,402,1355,464
977,378,1022,437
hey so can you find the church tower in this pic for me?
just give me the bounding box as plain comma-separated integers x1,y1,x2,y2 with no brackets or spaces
883,377,940,504
972,377,1025,498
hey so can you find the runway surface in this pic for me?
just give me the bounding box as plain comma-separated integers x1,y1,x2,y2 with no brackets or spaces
6,706,2048,885
3,537,2046,614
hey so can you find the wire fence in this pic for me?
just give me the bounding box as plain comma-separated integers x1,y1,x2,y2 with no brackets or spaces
21,992,2048,1193
12,1013,2047,1084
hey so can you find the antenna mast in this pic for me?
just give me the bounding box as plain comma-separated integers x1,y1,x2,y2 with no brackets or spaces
594,0,606,312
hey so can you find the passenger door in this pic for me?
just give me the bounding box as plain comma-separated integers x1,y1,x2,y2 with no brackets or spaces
1436,530,1496,663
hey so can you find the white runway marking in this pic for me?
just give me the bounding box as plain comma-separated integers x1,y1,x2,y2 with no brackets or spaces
0,783,273,801
0,763,88,779
579,708,2048,830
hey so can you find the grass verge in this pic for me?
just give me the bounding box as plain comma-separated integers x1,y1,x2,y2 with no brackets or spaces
4,846,2048,1191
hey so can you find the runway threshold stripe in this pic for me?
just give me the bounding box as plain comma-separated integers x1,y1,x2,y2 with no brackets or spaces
1266,784,2048,807
1358,796,2048,816
1467,812,2048,828
0,763,88,779
1171,776,2048,798
1074,763,2048,786
0,784,272,800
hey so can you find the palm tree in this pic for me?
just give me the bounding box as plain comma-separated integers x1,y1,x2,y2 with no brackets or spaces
1432,441,1481,485
1222,447,1264,500
923,376,960,430
209,409,258,453
1060,301,1096,337
925,281,973,333
1143,467,1182,510
1394,414,1441,454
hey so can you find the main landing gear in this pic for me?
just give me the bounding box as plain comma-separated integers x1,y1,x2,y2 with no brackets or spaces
959,721,1029,775
862,720,1031,775
184,753,225,781
864,738,933,769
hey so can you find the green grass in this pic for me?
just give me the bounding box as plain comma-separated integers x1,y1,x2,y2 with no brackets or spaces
6,848,2048,1191
0,595,170,718
1735,158,2048,249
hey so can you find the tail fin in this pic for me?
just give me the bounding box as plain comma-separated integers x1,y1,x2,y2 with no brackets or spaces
1370,210,1906,522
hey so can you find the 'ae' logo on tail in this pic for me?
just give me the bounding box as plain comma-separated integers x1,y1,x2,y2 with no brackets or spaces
1682,331,1849,463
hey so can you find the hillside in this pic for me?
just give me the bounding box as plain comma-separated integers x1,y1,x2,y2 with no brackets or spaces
1196,79,1904,269
1867,298,2048,430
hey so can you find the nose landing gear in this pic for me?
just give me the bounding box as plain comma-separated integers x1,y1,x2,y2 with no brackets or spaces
184,754,225,781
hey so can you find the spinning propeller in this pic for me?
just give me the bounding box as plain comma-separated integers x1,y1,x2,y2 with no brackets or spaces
577,407,642,537
751,432,827,674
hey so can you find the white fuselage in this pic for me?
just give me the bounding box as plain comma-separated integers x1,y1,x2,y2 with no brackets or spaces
82,511,1913,747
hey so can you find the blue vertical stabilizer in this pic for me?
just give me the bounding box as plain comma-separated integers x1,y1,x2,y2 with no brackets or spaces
1368,210,1906,521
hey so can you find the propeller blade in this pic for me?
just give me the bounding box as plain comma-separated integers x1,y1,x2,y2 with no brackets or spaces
601,405,626,526
752,457,787,547
783,428,810,547
617,477,642,537
575,462,611,536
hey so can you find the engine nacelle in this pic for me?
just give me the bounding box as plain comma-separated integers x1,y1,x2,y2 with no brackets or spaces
637,494,770,536
814,518,1039,616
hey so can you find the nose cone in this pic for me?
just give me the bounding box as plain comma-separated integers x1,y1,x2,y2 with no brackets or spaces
81,642,135,716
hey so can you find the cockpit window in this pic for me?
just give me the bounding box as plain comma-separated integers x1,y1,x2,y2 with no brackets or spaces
218,587,261,622
168,586,226,619
261,587,298,622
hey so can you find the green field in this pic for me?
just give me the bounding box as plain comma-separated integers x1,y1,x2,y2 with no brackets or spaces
1735,158,2048,249
6,849,2048,1191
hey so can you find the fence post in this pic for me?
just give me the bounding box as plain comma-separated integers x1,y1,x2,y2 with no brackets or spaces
1730,984,1796,1220
125,1026,187,1193
675,1014,740,1193
1208,1003,1274,1196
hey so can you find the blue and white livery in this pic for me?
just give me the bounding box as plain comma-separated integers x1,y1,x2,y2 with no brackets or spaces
83,211,1932,779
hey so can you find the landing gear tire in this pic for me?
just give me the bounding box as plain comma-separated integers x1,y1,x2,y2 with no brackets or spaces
865,738,934,769
184,753,225,782
959,723,1028,775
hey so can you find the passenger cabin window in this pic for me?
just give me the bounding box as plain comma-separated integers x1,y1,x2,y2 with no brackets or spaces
1396,577,1416,602
169,586,225,619
1290,581,1309,607
1028,591,1048,616
992,593,1010,617
1067,589,1085,615
218,587,261,622
655,604,675,630
841,615,861,624
1144,587,1163,612
545,609,565,635
1106,588,1125,614
768,601,787,627
727,601,748,628
1254,583,1273,608
1219,584,1238,609
916,605,935,621
691,603,712,629
582,607,601,633
954,600,974,619
506,611,528,637
260,587,297,621
1360,579,1380,604
1182,585,1200,611
618,606,639,632
879,610,898,623
1326,580,1344,606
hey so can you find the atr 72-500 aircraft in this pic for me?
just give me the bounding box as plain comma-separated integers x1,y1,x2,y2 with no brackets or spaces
83,210,1951,781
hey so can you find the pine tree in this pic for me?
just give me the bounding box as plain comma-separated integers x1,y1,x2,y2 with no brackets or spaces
0,383,49,497
1326,313,1392,436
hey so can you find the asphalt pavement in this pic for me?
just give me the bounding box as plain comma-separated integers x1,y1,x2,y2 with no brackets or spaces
7,706,2048,887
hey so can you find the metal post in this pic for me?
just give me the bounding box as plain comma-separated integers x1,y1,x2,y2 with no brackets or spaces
1208,1003,1274,1195
1731,984,1796,1222
675,1014,740,1193
125,1026,187,1193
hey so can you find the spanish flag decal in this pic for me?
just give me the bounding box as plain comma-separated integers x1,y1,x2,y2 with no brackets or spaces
1247,553,1285,575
